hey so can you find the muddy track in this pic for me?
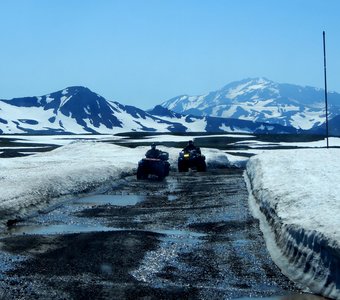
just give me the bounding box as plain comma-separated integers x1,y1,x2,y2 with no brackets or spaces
0,169,299,299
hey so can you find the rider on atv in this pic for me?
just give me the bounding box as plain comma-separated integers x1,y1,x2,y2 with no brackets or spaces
178,140,206,172
183,140,201,154
137,143,170,180
145,143,161,159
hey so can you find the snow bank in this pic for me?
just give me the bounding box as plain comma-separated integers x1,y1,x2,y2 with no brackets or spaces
0,141,231,227
0,142,136,224
245,149,340,299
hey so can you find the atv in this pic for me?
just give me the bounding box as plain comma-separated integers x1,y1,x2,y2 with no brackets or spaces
178,149,206,172
137,152,170,181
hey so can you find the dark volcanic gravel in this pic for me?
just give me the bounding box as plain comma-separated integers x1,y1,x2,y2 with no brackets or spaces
0,169,301,299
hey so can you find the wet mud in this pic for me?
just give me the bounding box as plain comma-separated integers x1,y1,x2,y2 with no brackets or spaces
0,169,306,299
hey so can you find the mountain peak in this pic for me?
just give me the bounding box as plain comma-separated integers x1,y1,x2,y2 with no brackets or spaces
54,86,95,97
220,77,275,92
161,78,340,131
47,86,106,110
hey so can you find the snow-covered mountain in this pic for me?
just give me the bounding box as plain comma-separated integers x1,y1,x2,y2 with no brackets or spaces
161,78,340,131
0,86,298,135
0,86,185,134
149,105,298,134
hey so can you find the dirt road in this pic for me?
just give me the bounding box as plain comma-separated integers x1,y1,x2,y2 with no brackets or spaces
0,169,299,299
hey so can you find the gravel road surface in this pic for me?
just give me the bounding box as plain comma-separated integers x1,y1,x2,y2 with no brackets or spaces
0,169,301,299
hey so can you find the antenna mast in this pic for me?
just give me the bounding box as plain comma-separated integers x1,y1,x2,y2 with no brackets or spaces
323,31,329,148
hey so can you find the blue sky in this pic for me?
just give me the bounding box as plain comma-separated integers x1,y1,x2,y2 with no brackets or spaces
0,0,339,108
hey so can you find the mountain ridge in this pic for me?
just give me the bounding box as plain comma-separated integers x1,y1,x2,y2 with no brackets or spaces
0,78,340,134
0,85,301,135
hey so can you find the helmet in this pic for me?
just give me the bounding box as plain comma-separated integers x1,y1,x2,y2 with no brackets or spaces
151,143,156,149
188,140,193,145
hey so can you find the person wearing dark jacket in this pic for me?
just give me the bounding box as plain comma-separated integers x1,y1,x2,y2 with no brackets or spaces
183,140,201,154
145,143,161,158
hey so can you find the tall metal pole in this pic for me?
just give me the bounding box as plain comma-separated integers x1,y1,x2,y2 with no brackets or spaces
323,31,329,148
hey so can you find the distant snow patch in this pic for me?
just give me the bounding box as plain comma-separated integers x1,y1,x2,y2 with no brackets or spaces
45,95,54,104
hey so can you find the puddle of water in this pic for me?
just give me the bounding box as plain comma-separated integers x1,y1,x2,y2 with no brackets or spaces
8,224,113,235
72,194,146,206
157,229,205,238
167,195,178,201
8,223,206,238
236,294,326,300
